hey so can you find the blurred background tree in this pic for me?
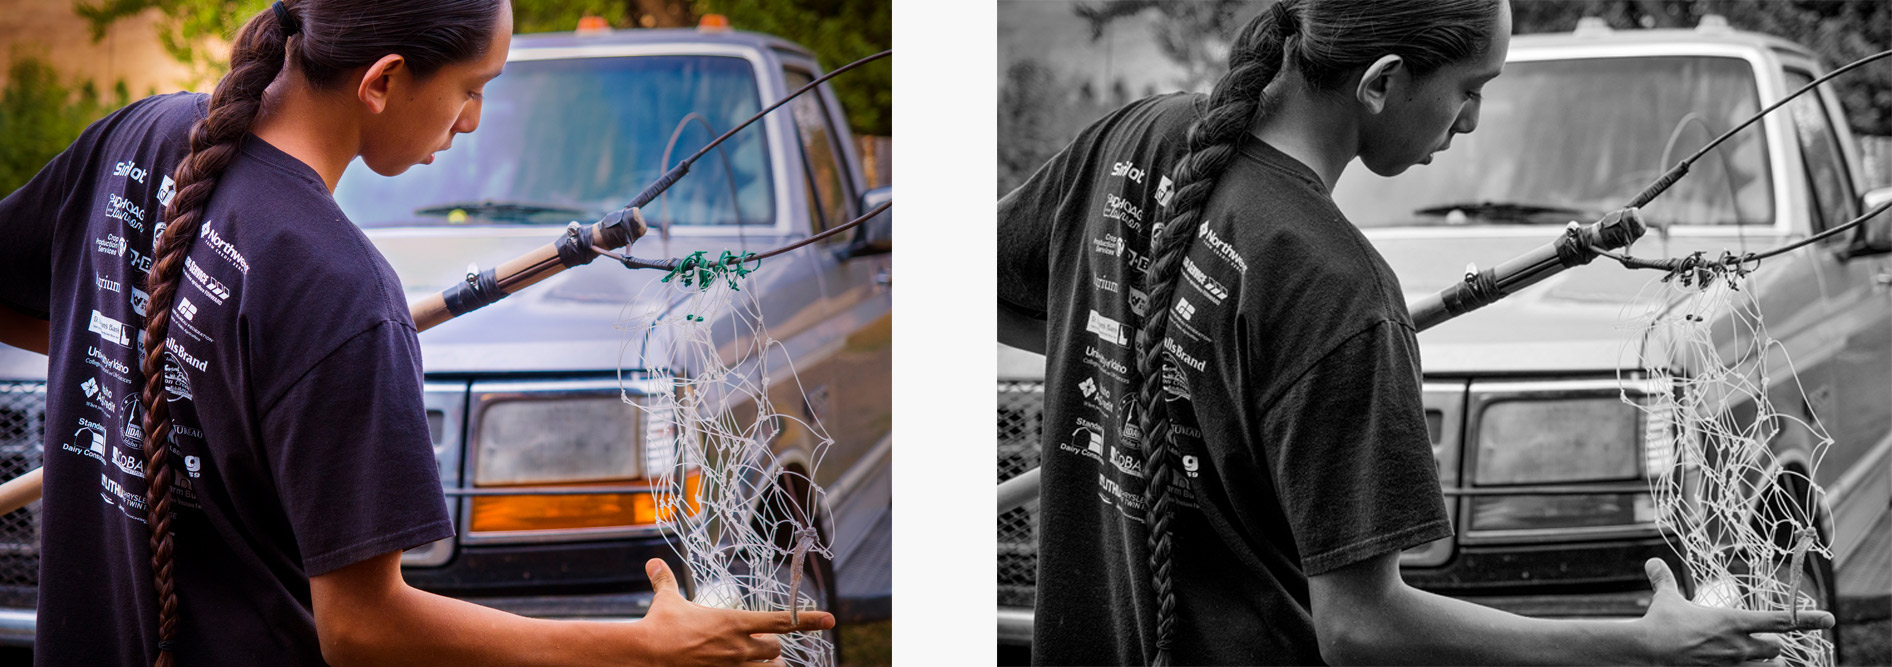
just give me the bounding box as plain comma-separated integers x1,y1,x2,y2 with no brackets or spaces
0,56,130,194
71,0,889,136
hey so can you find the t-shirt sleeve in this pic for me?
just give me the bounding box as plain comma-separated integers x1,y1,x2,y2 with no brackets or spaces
1260,320,1451,576
996,151,1072,321
0,114,104,318
260,320,452,576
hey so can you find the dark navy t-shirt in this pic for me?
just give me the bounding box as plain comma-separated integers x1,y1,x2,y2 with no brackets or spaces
0,92,452,665
999,93,1450,665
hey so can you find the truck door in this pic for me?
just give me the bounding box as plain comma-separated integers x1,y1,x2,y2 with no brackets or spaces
779,63,892,493
1783,67,1892,525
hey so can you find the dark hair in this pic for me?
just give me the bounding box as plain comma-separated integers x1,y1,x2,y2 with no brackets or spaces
1132,1,1500,663
137,2,503,664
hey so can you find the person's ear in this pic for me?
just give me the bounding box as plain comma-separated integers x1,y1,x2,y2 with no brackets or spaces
357,54,409,114
1355,54,1405,115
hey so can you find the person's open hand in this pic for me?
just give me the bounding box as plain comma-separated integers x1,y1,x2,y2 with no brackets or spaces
1636,558,1833,665
627,558,834,667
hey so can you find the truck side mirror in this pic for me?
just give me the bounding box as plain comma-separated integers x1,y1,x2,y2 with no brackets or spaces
1843,186,1892,259
839,186,892,260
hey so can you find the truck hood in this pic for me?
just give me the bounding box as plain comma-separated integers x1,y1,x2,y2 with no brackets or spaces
1365,226,1791,374
366,226,791,375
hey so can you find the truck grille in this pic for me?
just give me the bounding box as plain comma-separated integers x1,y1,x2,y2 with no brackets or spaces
0,382,44,609
996,381,1042,609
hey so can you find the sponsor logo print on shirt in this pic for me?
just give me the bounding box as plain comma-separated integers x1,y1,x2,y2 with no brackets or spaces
1103,193,1144,231
62,420,109,463
1058,420,1107,464
1161,362,1194,401
184,455,202,478
167,337,209,372
1083,345,1129,382
1182,257,1229,304
1183,455,1201,477
1097,473,1146,520
96,234,127,257
101,473,149,517
129,287,150,317
200,223,250,274
121,393,143,449
1110,161,1146,184
1092,234,1125,257
1117,394,1143,451
88,310,130,347
1174,297,1196,321
112,447,146,479
1110,445,1144,478
96,275,120,293
1094,275,1119,293
1197,222,1249,274
156,175,176,207
1154,175,1175,208
1163,336,1208,372
184,257,231,304
1078,377,1098,399
176,297,198,322
112,160,148,184
106,193,146,232
81,378,99,399
1086,310,1128,346
164,363,193,401
1127,287,1150,318
1123,246,1152,274
86,346,131,381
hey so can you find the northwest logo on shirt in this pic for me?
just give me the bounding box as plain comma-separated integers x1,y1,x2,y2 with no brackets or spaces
156,175,176,207
1174,297,1197,321
1092,234,1125,257
1182,257,1229,304
1197,222,1249,274
1127,287,1150,317
1094,275,1118,293
184,258,231,304
96,275,120,293
1163,336,1208,372
1110,161,1146,184
1086,310,1128,346
200,223,250,274
1154,175,1176,208
129,287,150,317
88,310,130,347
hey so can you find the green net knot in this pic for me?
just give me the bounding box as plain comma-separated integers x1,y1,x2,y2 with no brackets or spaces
660,250,761,291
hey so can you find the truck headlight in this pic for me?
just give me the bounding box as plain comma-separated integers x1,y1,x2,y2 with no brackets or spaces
475,397,644,486
1474,397,1640,485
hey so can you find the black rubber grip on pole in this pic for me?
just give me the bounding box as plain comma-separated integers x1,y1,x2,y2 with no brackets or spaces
626,162,692,210
555,222,596,269
1630,161,1690,209
442,267,503,317
1441,267,1505,317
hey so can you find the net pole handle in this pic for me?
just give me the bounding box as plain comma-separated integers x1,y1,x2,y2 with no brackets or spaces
0,467,41,516
1410,211,1645,332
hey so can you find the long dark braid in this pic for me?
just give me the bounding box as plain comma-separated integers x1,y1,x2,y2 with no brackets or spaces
1131,1,1501,663
139,8,293,665
1136,6,1294,665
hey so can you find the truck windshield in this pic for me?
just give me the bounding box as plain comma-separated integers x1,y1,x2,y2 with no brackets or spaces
335,54,774,228
1335,56,1772,228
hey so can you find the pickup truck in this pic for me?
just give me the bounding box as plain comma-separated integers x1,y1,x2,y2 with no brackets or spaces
0,22,893,652
999,15,1892,661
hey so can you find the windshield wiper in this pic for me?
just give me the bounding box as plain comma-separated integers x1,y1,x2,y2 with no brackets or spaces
1413,200,1591,223
415,200,587,223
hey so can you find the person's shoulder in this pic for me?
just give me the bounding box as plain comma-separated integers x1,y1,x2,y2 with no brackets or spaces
105,91,208,135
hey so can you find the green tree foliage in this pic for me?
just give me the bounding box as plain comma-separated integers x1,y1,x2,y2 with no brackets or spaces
75,0,890,135
0,58,131,197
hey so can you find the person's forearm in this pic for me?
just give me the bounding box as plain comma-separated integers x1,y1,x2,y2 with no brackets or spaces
0,303,48,355
1331,583,1652,666
997,302,1047,354
321,582,647,667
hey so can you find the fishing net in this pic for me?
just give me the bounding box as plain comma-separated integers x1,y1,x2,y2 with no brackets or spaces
617,252,837,667
1620,257,1833,667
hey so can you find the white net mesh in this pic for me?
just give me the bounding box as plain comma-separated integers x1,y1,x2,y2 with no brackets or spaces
1620,264,1833,667
617,258,837,667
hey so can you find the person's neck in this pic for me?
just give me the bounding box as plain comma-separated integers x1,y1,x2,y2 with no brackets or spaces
1248,84,1356,192
248,77,360,193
